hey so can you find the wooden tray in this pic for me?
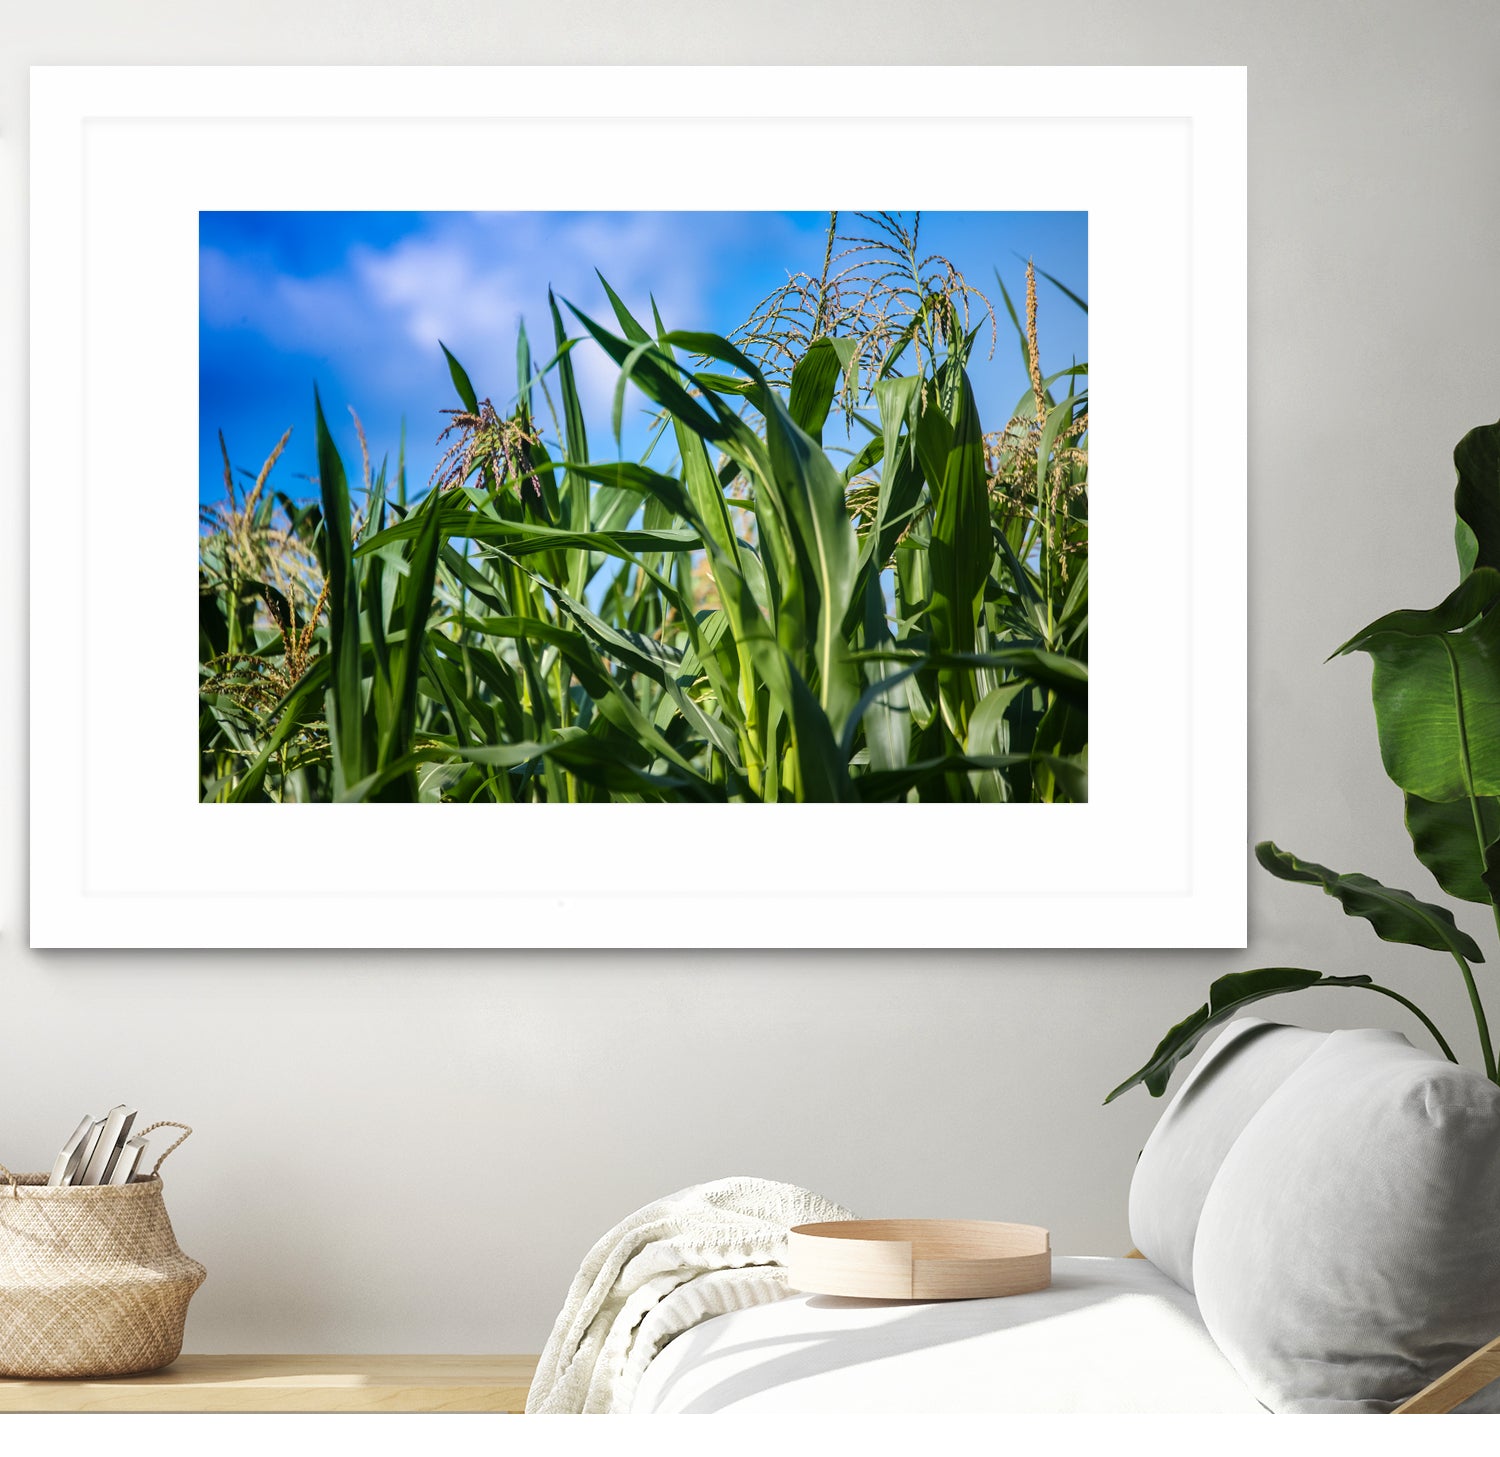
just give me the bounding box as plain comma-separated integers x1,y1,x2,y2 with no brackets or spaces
786,1219,1051,1301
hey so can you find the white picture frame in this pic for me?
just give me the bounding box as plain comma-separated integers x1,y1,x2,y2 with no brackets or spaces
29,65,1246,949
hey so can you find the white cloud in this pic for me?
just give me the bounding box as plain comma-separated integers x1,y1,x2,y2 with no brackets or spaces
343,212,728,428
352,232,528,350
203,211,808,471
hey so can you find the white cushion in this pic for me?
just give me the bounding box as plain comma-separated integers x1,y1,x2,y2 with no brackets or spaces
631,1256,1266,1413
1193,1028,1500,1412
1129,1017,1327,1290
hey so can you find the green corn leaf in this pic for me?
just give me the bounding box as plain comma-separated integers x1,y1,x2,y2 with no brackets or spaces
460,608,735,776
564,461,696,525
357,508,701,562
855,751,1085,803
853,646,1085,702
966,683,1027,756
839,654,923,765
583,306,715,444
595,270,652,344
925,366,990,740
370,495,443,799
656,328,766,386
749,643,850,802
547,288,593,592
453,733,720,802
516,317,533,416
439,341,480,413
787,335,853,443
544,734,721,801
855,573,911,773
750,380,861,729
862,376,928,570
426,635,525,740
313,385,365,795
1025,258,1088,315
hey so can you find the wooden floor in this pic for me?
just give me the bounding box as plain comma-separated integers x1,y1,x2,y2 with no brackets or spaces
0,1354,540,1413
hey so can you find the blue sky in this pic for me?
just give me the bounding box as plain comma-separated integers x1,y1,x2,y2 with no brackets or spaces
199,211,1087,506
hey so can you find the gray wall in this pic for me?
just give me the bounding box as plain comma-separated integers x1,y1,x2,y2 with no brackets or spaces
3,0,1497,1353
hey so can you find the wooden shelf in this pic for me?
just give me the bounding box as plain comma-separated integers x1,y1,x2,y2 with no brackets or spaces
0,1354,539,1413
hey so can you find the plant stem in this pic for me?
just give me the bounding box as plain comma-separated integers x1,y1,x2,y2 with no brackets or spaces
1451,949,1497,1082
1441,636,1500,1081
1361,983,1460,1063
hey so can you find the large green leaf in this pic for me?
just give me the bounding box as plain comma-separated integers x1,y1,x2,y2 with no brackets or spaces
1104,967,1378,1102
1334,579,1500,803
1334,567,1500,652
1405,791,1500,904
1256,840,1484,961
1455,417,1500,575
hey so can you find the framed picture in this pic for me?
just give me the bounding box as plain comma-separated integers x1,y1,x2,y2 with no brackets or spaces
29,65,1246,949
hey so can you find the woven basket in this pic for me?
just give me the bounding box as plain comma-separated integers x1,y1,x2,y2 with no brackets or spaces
0,1123,206,1378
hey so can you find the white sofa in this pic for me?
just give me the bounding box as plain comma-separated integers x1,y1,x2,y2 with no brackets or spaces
633,1018,1500,1414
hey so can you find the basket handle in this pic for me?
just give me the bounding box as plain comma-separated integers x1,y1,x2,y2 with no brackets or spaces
136,1122,193,1177
0,1160,16,1199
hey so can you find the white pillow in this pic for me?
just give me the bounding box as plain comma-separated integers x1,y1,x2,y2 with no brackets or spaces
1128,1017,1327,1290
1192,1028,1500,1412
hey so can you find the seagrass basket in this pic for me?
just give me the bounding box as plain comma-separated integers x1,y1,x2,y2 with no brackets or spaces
0,1123,206,1378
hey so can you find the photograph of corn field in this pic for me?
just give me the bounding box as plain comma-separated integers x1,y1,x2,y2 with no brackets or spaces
199,210,1087,804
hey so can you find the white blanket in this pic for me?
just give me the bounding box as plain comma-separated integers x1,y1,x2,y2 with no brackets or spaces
632,1257,1269,1413
526,1177,856,1414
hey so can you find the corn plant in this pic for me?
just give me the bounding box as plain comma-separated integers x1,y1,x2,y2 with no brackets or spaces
199,215,1088,805
1107,417,1500,1101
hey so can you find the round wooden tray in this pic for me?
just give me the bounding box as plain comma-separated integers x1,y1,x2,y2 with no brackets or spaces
786,1219,1051,1301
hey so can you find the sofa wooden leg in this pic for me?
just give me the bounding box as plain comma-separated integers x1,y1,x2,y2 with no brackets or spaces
1394,1336,1500,1414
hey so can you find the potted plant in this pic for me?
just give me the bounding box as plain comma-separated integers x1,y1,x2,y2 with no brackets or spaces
1108,416,1500,1101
